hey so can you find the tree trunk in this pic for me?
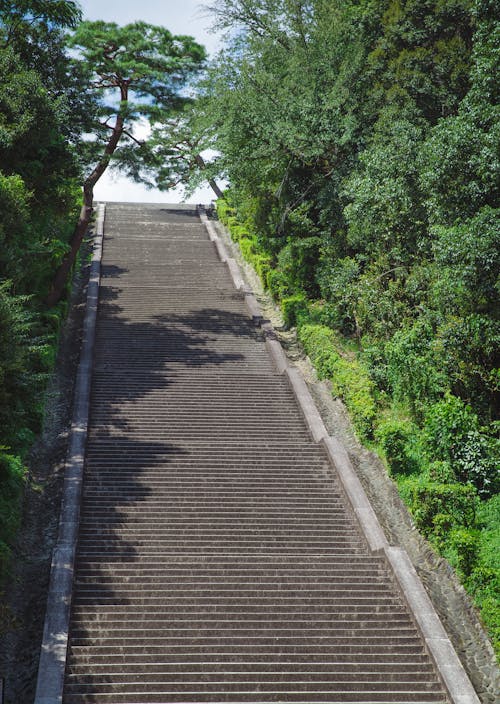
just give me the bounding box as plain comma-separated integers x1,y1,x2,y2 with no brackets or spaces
46,185,94,306
208,177,224,200
46,94,127,305
195,154,224,199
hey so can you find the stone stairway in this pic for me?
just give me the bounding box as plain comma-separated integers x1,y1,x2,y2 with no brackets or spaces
62,203,449,703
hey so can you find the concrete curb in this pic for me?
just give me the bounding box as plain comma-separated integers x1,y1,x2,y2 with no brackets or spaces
321,436,389,553
244,290,264,325
198,209,219,242
262,323,289,374
226,258,245,290
386,547,481,704
34,203,105,704
285,367,328,443
198,206,480,704
198,207,263,323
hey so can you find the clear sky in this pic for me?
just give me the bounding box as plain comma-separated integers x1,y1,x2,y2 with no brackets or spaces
77,0,222,204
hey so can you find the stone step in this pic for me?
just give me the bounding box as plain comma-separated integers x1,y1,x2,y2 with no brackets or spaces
74,555,385,568
66,650,434,666
65,669,439,683
63,695,446,704
68,643,424,657
71,596,402,607
69,626,421,640
63,679,444,693
73,567,386,579
76,525,359,535
69,606,413,619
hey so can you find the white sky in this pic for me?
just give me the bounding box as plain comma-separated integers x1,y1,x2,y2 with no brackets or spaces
77,0,222,204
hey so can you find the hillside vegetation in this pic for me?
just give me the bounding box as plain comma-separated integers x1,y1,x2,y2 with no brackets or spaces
203,0,499,655
0,2,84,577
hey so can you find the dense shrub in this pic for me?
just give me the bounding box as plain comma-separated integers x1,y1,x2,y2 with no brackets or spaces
0,451,25,580
385,320,445,418
281,294,309,329
316,257,360,335
424,395,500,498
375,418,419,475
448,528,481,578
299,324,376,438
401,480,479,544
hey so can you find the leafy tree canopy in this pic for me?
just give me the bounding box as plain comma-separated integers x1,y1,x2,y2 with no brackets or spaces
47,21,206,304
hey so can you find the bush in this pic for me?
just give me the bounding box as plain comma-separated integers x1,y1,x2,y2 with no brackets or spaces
425,393,477,458
275,237,321,297
375,418,419,475
316,256,360,335
448,528,481,578
471,494,500,657
434,314,500,416
239,236,258,261
266,268,290,300
281,294,309,328
230,224,251,241
216,198,236,224
0,450,26,579
425,394,500,497
299,324,341,378
385,319,445,418
402,479,479,546
466,563,500,658
428,460,456,483
253,253,273,284
299,324,377,438
430,208,500,311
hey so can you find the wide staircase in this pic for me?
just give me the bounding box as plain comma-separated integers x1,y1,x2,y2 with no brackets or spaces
63,203,449,703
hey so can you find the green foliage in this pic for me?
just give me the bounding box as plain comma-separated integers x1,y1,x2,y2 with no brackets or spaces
281,294,309,329
316,257,360,335
0,283,32,440
477,494,500,572
131,102,223,198
343,111,427,263
299,324,376,438
402,479,479,543
424,395,500,498
448,528,481,578
465,494,500,656
431,208,500,310
266,267,290,301
230,224,251,242
276,236,322,298
0,450,25,580
385,320,445,418
0,0,81,35
216,198,235,223
298,324,341,379
239,236,258,261
0,3,84,579
253,253,273,284
68,20,206,185
434,313,500,415
375,418,418,475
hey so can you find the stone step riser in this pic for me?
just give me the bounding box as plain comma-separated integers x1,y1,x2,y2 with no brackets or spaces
64,680,444,692
63,696,446,704
65,671,438,683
